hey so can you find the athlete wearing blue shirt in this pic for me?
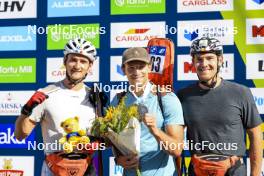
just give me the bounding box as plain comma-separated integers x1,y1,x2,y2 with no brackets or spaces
112,47,185,176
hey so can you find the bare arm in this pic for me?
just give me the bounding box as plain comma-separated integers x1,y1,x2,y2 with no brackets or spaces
143,113,184,157
246,125,263,176
15,114,36,141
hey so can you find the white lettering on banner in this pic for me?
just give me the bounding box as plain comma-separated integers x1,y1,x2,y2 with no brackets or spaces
116,0,161,6
0,128,25,144
0,66,17,74
28,25,106,35
0,66,32,74
0,1,25,12
52,0,95,8
0,35,32,42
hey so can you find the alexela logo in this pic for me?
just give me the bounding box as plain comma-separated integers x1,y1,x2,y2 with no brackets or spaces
0,35,32,42
48,0,99,17
0,26,36,51
0,124,35,148
51,0,96,8
111,22,166,48
178,0,233,13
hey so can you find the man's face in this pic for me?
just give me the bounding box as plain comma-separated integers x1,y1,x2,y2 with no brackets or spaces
123,60,150,87
64,53,93,82
192,53,222,82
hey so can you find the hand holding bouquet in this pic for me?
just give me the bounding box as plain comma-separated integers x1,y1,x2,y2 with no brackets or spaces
90,97,142,175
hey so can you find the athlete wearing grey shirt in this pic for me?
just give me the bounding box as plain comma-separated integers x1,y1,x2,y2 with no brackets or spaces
177,37,263,176
178,80,262,156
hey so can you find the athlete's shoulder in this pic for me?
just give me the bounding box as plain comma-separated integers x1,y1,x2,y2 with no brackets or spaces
38,81,62,95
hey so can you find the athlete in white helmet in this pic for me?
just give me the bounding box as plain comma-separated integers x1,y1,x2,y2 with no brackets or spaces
15,38,105,176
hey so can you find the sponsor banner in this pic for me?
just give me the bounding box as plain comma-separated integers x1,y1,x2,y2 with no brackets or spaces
246,53,264,79
109,156,123,176
0,26,36,51
0,0,37,19
177,54,234,80
48,0,99,17
110,21,166,48
250,88,264,114
177,20,234,46
110,56,127,82
110,89,125,102
246,158,264,176
246,18,264,44
0,91,34,116
0,156,34,176
0,124,35,149
246,0,264,10
0,58,36,83
46,57,99,82
177,0,233,13
111,0,165,15
47,23,101,50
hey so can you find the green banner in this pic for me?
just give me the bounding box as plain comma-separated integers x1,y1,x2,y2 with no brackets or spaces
111,0,165,15
0,58,36,83
47,24,101,50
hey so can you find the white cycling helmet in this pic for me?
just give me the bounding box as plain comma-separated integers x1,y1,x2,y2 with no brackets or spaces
190,37,223,56
63,38,97,62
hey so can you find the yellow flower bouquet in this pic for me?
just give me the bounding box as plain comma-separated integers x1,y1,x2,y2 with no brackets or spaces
90,97,142,176
90,97,139,136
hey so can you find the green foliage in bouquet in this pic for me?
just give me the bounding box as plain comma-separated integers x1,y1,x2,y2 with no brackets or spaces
90,97,139,137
